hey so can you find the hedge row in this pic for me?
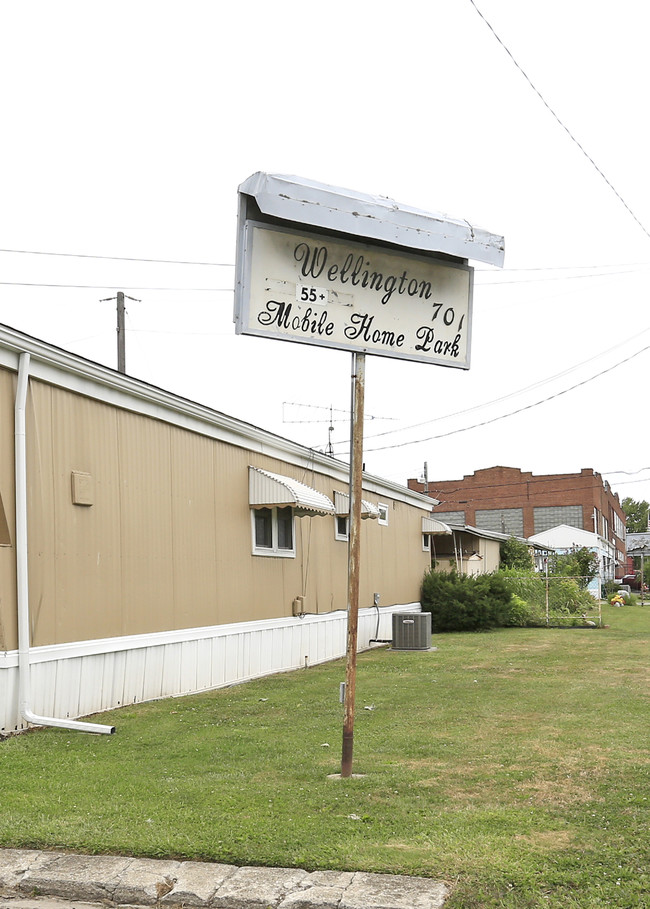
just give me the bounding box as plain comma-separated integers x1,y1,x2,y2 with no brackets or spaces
421,568,595,632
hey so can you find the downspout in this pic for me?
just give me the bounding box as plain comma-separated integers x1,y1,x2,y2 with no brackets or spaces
15,352,115,734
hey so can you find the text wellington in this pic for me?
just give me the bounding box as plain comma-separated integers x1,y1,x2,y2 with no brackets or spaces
239,225,473,368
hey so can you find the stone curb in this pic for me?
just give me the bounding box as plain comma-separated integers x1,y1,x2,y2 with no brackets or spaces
0,849,449,909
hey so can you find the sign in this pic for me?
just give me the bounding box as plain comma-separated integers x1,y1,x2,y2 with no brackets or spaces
235,221,473,368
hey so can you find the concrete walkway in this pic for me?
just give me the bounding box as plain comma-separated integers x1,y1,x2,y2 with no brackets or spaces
0,849,450,909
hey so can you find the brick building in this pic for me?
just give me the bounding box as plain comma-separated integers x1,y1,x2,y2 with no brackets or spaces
407,465,627,576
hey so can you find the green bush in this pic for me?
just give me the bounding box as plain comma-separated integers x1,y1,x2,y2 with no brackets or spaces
421,567,599,632
503,593,544,627
547,577,594,614
496,566,545,611
421,569,513,632
499,536,533,570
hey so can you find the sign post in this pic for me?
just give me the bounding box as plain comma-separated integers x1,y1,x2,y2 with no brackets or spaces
234,173,504,777
341,351,365,777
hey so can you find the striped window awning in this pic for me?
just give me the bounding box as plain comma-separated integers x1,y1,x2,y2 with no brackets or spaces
422,516,452,535
249,467,335,516
334,490,380,520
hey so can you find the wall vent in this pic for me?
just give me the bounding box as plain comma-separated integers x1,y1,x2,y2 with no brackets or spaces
391,612,431,651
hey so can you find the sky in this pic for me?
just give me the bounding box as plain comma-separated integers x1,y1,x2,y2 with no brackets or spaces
1,0,649,509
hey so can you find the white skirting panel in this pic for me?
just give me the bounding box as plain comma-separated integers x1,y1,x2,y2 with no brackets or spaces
0,603,419,734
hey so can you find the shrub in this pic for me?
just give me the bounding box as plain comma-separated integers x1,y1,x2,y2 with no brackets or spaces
421,567,598,632
548,577,593,614
499,536,533,570
552,547,598,590
503,593,545,627
421,569,513,632
603,580,620,600
496,566,546,612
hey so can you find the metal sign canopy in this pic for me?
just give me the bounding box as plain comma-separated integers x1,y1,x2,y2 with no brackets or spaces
236,172,505,265
234,173,504,778
235,173,505,370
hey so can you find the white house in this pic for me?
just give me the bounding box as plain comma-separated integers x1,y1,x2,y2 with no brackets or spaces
528,523,615,597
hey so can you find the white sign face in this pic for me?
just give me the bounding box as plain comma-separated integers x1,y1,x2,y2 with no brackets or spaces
235,222,473,368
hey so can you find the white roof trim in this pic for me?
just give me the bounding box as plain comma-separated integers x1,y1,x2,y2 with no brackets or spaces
249,467,335,516
239,172,505,267
0,322,437,512
334,490,380,519
422,516,452,535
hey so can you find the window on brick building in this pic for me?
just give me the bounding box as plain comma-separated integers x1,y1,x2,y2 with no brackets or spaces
533,505,583,534
475,508,524,537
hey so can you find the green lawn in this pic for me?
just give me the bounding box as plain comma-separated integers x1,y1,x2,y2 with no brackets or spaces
1,605,648,908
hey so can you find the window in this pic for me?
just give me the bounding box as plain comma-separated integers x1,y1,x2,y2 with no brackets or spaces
422,534,431,552
475,508,524,537
252,506,295,557
437,510,465,525
377,503,389,526
533,505,583,534
335,514,349,541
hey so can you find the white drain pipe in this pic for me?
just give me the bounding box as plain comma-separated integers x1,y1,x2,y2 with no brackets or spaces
15,352,115,734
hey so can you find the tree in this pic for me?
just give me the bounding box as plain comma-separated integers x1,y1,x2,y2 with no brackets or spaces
622,497,649,533
499,536,533,570
552,547,598,589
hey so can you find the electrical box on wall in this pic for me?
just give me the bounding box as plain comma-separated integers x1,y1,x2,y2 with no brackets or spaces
71,471,94,506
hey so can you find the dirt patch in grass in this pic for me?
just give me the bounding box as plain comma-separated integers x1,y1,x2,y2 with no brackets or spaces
514,829,576,851
501,642,554,652
515,777,598,808
403,758,447,771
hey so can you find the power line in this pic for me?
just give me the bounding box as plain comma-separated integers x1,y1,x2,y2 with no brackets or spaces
332,325,650,446
469,0,650,243
0,281,233,291
431,467,650,499
428,480,633,507
475,261,650,273
335,344,650,455
475,266,649,285
602,467,650,477
0,248,233,266
433,474,648,507
1,244,648,280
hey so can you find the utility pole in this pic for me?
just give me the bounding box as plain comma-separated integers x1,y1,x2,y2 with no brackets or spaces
99,292,140,374
116,291,126,374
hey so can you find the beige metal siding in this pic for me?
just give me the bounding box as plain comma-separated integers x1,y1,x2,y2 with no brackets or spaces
0,369,17,650
12,374,429,648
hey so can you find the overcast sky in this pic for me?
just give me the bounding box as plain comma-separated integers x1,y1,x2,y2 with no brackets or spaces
2,1,649,508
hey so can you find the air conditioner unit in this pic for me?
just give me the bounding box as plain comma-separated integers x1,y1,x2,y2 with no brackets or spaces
391,612,432,651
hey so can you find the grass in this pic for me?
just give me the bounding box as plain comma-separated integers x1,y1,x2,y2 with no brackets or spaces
1,605,648,908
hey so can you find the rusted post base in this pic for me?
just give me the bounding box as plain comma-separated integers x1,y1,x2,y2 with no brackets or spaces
341,730,354,778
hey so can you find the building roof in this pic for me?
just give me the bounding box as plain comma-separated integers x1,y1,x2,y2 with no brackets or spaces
0,322,436,513
447,523,548,549
528,524,609,551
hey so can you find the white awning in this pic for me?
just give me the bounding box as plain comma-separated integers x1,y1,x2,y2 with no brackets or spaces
334,490,380,520
422,516,452,535
249,467,335,516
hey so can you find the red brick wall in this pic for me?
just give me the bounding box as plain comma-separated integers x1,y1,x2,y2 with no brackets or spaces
408,465,626,550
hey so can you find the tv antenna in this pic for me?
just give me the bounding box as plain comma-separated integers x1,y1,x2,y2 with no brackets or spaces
282,401,396,456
